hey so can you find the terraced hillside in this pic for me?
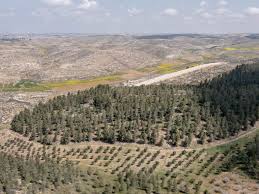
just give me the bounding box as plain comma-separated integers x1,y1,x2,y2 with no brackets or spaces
0,125,258,194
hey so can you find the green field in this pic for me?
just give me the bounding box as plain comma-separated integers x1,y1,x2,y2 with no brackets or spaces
0,80,49,92
0,74,123,92
44,74,122,89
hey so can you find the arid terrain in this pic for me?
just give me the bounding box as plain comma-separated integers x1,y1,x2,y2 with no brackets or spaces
0,34,259,125
0,34,258,194
1,34,259,84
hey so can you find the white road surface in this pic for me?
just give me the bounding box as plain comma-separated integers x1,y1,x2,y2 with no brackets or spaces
134,62,227,86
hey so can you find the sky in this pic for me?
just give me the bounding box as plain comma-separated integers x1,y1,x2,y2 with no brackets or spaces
0,0,259,34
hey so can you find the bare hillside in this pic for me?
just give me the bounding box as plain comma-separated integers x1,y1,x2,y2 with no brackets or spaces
1,34,259,84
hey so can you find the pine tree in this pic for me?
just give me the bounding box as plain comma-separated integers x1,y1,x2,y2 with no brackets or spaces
150,126,159,145
168,179,177,192
200,131,206,144
61,130,70,145
256,133,259,160
166,117,172,143
53,131,58,143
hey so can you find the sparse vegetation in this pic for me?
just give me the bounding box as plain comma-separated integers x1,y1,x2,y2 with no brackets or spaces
0,125,258,194
1,33,259,193
224,47,259,51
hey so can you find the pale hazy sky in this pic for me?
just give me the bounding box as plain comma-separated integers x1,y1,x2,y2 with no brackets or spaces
1,0,259,34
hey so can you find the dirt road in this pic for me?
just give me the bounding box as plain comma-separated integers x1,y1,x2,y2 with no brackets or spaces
200,122,259,149
0,123,258,154
134,62,227,86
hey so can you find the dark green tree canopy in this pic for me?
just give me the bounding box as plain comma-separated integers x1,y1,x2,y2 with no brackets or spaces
11,64,259,146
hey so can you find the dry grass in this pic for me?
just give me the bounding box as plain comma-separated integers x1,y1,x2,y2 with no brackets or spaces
0,74,123,92
224,47,259,51
138,60,201,75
